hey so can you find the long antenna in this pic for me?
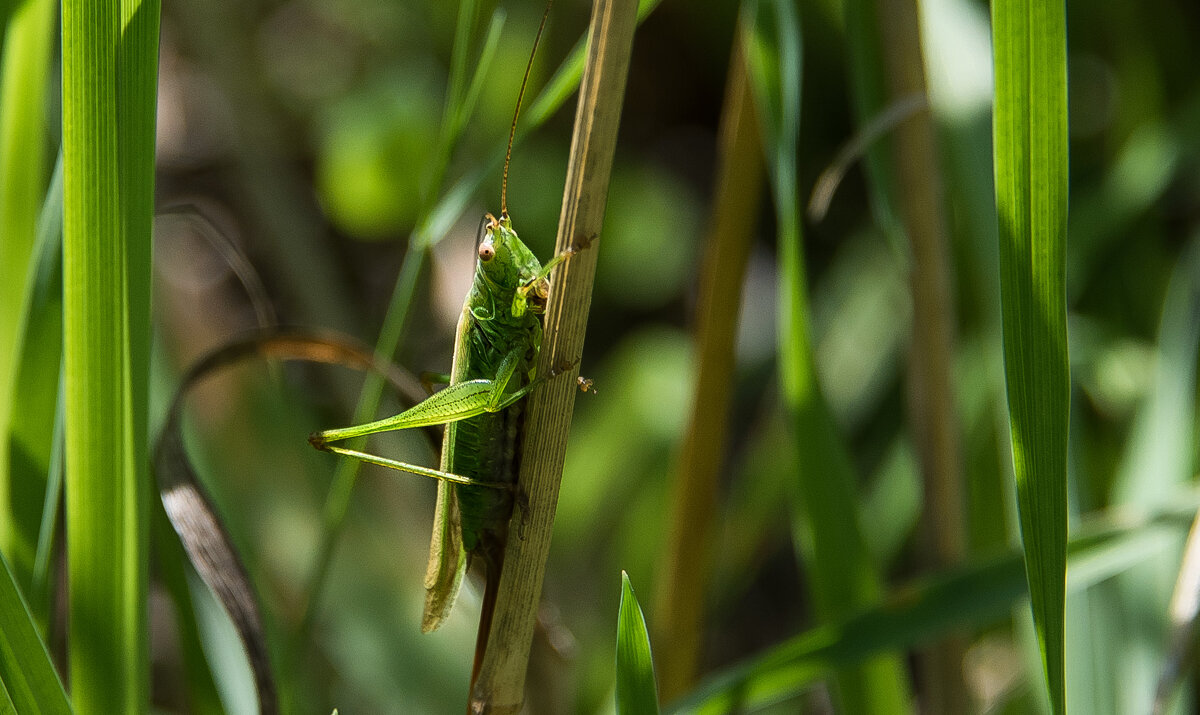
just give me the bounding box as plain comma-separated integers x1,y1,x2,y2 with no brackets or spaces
501,0,553,218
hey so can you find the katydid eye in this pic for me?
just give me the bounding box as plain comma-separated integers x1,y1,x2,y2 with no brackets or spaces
478,243,495,261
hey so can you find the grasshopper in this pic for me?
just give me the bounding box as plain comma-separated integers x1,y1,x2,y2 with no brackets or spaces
309,1,576,652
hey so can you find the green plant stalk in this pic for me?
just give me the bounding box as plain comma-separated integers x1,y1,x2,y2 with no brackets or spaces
62,0,159,709
991,0,1069,711
0,0,54,566
744,1,912,711
654,29,762,702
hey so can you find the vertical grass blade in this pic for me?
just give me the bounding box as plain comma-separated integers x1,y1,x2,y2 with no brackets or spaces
842,0,900,232
616,572,660,715
8,155,63,623
0,0,55,564
118,0,160,572
743,1,913,711
62,0,159,708
0,551,71,713
991,0,1069,710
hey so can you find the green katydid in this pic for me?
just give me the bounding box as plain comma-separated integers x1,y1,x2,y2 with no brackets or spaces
308,0,579,653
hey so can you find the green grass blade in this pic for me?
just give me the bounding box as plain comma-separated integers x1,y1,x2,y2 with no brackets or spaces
670,497,1198,714
0,678,15,712
30,369,62,607
443,0,480,129
841,0,899,233
991,0,1070,710
0,550,71,713
446,7,505,155
0,0,55,567
743,1,912,710
422,2,503,218
118,0,160,545
62,0,159,707
62,0,128,706
21,167,65,615
4,154,62,621
616,572,660,715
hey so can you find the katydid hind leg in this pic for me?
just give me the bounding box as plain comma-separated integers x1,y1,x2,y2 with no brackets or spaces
315,442,512,489
311,379,496,447
313,344,533,447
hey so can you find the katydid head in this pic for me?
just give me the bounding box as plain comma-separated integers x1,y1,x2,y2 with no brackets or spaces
477,212,544,319
478,2,553,321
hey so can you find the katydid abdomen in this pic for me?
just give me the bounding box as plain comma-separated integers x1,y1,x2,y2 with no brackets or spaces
446,276,540,555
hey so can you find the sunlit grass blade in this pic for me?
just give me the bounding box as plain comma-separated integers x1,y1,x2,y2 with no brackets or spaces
616,572,660,715
991,0,1069,710
62,0,159,708
0,0,55,573
0,551,71,713
743,0,912,710
669,496,1199,714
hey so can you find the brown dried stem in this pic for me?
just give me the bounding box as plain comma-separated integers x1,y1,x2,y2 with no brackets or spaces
654,30,764,702
468,0,639,711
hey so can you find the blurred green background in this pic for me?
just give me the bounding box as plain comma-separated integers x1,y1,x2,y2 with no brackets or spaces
138,0,1200,712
